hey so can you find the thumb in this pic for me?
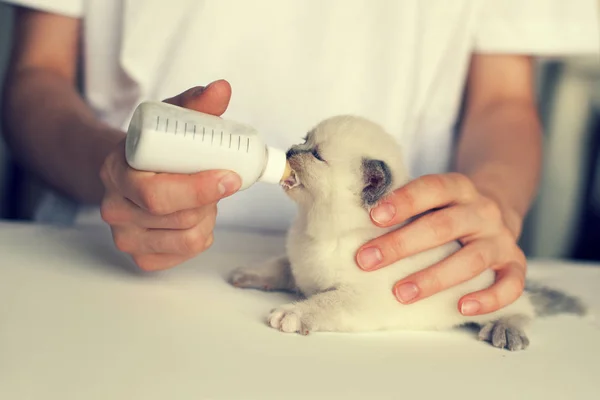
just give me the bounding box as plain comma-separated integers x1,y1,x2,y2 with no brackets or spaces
162,79,232,116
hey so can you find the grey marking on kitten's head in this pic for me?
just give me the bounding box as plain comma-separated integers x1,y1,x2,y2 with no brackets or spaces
361,158,392,207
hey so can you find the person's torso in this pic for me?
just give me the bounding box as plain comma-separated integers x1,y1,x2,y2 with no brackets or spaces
75,0,483,231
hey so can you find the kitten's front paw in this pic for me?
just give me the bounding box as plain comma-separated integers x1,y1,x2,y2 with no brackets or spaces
478,319,530,351
268,304,311,335
228,267,277,291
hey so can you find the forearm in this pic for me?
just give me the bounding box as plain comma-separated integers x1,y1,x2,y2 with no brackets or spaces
453,99,543,238
2,68,124,204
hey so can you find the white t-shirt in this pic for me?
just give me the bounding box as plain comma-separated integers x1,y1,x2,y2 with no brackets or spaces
3,0,600,231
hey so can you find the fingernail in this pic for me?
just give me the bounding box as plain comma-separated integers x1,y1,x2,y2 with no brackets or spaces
394,283,419,303
192,86,207,96
371,203,396,225
357,247,383,270
192,81,216,96
218,173,241,196
460,300,481,315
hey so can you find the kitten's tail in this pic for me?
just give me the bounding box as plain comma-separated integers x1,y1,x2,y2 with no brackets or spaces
525,282,588,317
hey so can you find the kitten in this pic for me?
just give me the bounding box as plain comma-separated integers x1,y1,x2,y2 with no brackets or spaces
228,115,585,351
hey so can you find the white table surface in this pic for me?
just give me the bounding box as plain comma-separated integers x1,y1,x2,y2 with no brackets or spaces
1,220,599,400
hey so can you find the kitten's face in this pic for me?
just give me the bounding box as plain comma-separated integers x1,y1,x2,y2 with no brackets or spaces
282,115,407,209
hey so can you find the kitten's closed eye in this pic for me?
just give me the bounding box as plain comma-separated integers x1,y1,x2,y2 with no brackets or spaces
311,148,325,162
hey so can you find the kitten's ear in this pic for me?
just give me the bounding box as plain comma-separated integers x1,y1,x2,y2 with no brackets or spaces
361,158,392,207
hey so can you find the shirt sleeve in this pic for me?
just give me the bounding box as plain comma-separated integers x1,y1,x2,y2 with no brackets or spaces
474,0,599,56
0,0,83,17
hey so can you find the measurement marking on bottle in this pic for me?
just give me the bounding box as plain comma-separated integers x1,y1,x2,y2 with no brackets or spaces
246,137,250,153
220,131,223,145
229,134,232,148
175,121,178,135
156,116,160,130
165,118,169,132
211,129,214,145
193,125,197,139
184,122,187,137
202,127,205,141
238,136,241,150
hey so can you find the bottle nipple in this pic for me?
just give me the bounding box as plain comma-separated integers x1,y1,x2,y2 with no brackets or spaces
281,161,293,182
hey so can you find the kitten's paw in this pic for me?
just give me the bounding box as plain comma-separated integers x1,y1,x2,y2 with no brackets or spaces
268,305,311,335
228,267,278,291
478,319,530,351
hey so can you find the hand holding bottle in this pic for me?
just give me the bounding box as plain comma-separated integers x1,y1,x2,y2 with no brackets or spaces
99,80,242,271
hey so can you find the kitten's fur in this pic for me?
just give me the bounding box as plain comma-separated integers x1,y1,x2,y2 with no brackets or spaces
228,115,585,351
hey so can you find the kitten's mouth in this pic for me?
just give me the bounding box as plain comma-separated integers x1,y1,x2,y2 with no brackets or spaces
281,168,301,190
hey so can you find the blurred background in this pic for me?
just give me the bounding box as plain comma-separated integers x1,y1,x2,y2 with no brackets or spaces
0,3,599,261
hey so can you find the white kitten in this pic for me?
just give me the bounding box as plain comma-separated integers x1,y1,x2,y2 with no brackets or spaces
229,115,585,351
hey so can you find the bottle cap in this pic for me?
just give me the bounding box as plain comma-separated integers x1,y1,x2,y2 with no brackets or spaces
260,146,288,184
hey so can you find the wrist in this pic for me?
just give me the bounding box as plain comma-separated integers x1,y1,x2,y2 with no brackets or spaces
86,125,126,202
3,69,127,205
58,115,125,204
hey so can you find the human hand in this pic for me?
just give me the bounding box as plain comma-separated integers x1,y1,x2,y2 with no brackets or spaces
99,80,242,271
355,173,526,316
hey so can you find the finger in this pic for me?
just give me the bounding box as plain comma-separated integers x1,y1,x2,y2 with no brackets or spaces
358,204,491,271
112,210,216,255
458,262,526,316
369,173,478,227
121,167,239,215
390,238,501,304
132,233,215,272
101,194,217,230
163,79,232,116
